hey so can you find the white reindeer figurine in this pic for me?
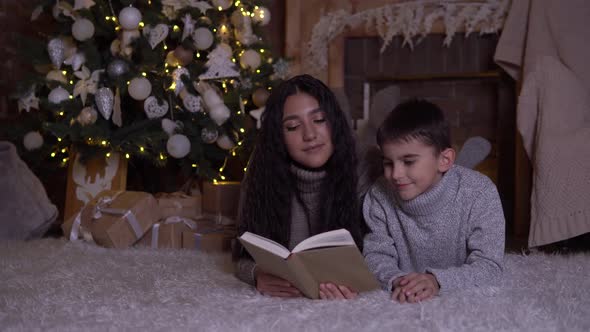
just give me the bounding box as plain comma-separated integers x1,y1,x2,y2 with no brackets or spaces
72,153,120,204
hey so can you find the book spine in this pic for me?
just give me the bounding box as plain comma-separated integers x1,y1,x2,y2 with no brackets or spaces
288,255,319,299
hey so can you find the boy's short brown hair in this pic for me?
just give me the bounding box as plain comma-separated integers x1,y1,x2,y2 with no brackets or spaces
377,99,451,153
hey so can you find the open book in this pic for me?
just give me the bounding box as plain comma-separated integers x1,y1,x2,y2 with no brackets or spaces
239,229,379,299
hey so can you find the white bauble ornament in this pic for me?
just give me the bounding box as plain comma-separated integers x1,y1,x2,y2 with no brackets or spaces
216,134,235,150
48,86,70,104
208,104,231,126
119,6,142,30
166,134,191,158
128,77,152,100
192,27,214,50
161,118,180,136
71,18,95,41
23,131,44,151
212,0,232,10
143,96,169,119
252,6,271,26
77,106,98,126
239,49,261,70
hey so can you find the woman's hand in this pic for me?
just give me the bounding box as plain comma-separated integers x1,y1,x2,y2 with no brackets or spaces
319,283,358,300
255,269,302,298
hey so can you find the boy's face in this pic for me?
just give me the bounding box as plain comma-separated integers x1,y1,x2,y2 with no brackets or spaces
381,138,454,201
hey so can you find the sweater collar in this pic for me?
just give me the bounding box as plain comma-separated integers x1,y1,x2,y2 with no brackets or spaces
395,165,459,216
290,164,325,194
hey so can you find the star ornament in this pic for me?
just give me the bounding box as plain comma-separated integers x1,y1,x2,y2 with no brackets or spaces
74,0,96,11
181,14,195,41
73,66,103,105
189,0,213,14
249,106,265,129
18,89,40,112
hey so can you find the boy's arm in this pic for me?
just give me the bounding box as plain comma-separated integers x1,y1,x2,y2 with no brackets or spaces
426,182,505,293
362,183,406,292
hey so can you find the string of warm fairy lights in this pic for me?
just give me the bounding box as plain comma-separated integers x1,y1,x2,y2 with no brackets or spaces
31,0,279,182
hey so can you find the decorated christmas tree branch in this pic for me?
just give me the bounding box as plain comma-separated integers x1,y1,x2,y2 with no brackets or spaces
11,0,288,181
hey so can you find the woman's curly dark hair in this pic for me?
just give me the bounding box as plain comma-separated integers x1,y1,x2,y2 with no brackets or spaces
235,74,361,259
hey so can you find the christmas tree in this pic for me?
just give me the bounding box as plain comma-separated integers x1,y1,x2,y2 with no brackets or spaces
7,0,287,180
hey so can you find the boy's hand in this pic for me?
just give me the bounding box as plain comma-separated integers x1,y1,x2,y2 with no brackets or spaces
255,269,302,298
391,273,439,303
319,283,358,300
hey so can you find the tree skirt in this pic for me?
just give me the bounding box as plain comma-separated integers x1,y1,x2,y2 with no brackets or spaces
1,238,589,331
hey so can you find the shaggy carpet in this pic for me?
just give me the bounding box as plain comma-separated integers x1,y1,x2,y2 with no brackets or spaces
1,238,589,332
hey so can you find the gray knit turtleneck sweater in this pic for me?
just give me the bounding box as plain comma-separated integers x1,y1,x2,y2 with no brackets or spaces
363,165,505,293
235,165,326,286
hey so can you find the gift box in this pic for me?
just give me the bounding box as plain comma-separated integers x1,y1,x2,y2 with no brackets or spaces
136,217,196,249
66,190,159,249
181,223,234,252
202,181,241,218
155,191,202,219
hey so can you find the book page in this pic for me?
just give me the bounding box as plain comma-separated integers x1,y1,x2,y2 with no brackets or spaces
292,229,355,253
239,232,291,258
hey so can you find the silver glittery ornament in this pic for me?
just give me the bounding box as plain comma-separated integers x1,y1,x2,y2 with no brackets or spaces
95,87,114,120
107,59,129,78
47,38,66,69
200,127,218,144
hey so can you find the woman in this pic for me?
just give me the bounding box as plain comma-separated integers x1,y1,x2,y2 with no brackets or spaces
233,74,363,299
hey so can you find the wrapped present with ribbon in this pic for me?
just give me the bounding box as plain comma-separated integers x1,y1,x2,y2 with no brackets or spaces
181,224,234,252
155,191,201,220
66,190,159,249
202,181,241,218
137,216,196,249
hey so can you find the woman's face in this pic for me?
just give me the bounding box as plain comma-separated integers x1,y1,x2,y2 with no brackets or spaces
282,92,334,169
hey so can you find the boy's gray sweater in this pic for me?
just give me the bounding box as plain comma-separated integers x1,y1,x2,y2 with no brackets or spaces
363,165,505,293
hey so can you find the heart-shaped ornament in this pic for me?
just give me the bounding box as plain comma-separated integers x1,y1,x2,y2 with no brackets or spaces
149,24,169,49
183,94,202,113
144,96,169,119
95,87,114,120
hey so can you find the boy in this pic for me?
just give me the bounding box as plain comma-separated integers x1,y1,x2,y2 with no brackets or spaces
363,99,505,304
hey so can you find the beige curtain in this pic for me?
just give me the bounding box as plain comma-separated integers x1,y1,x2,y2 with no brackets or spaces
494,0,590,247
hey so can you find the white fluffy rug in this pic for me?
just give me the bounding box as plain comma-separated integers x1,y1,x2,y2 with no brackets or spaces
1,238,589,332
